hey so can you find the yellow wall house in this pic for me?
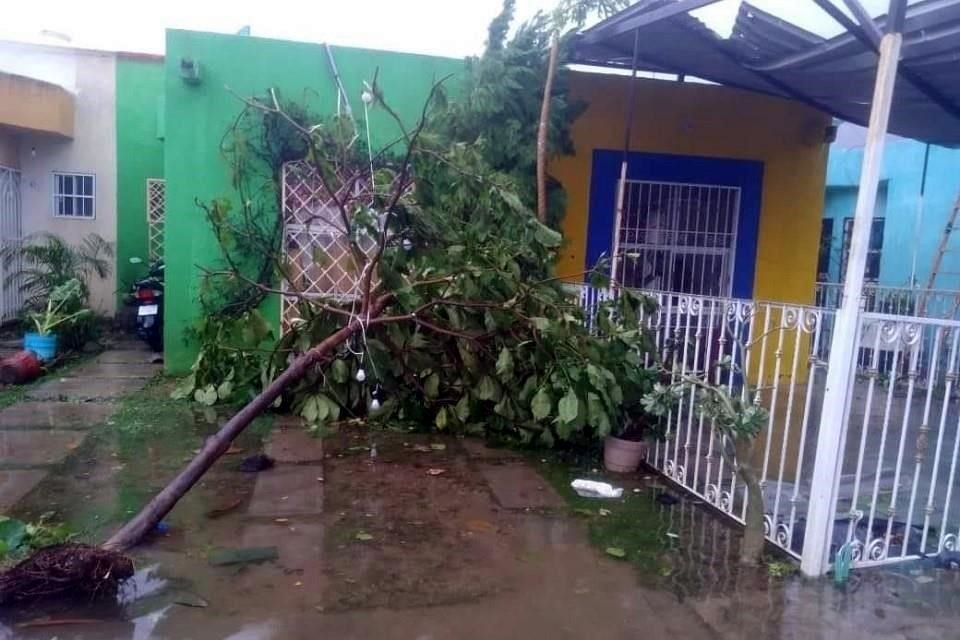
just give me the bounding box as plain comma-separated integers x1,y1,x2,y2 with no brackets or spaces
552,71,831,306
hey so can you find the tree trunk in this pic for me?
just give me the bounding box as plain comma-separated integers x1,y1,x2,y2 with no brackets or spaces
735,440,766,565
536,32,559,224
103,300,388,553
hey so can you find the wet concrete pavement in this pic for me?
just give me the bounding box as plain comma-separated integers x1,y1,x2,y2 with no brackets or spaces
4,396,960,638
0,341,160,512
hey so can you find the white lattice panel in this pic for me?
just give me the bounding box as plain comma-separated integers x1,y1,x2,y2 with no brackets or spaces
146,178,166,261
281,161,376,330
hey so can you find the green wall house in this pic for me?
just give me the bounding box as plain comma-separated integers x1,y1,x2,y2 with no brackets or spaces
162,29,464,372
115,53,165,306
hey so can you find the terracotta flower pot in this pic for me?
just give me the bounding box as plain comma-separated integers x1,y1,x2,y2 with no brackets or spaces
603,435,648,473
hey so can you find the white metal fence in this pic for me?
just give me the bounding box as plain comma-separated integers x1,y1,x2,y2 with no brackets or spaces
146,178,165,262
576,283,960,570
816,281,960,320
0,167,22,322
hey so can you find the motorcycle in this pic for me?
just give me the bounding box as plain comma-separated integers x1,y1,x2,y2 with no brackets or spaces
127,258,164,352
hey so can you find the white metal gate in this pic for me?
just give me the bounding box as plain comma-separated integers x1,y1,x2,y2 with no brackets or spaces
624,289,831,560
829,312,960,567
0,166,22,322
146,178,166,262
616,181,739,297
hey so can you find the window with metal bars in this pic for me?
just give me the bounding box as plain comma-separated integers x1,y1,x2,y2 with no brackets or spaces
53,172,95,219
616,180,740,297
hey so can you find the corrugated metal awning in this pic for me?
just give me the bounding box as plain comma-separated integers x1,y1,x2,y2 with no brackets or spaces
572,0,960,145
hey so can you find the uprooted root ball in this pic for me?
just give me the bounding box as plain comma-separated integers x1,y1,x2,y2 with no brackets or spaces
0,543,134,605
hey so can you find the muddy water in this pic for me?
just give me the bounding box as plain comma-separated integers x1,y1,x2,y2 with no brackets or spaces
3,417,960,639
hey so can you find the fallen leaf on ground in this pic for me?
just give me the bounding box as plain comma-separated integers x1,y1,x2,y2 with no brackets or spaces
225,446,245,455
598,508,611,517
426,468,446,476
412,444,432,453
464,519,497,534
275,518,290,523
429,443,446,451
206,497,244,519
605,547,627,559
355,532,374,541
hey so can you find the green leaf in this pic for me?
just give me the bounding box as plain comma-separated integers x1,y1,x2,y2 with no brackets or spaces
605,547,627,559
424,373,440,399
558,388,580,425
455,395,471,422
195,385,218,406
495,347,514,380
435,406,450,430
0,518,26,553
530,317,551,332
531,387,552,421
534,222,562,248
331,358,350,384
474,375,500,401
494,396,514,419
216,380,234,401
171,373,196,400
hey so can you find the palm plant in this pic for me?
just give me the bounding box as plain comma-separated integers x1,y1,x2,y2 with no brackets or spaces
2,233,114,309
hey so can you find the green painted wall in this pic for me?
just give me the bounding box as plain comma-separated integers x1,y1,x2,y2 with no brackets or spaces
116,55,165,306
163,30,464,372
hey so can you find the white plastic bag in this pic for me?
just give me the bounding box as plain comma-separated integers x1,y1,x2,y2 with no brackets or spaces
571,479,623,499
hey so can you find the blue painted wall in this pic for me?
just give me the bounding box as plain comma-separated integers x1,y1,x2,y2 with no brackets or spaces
824,126,960,288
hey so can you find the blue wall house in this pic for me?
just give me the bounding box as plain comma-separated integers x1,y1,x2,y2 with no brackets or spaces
822,123,960,291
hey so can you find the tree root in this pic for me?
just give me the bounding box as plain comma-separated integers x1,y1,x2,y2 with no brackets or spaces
0,544,133,606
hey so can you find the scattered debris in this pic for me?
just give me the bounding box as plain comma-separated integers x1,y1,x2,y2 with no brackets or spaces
205,498,244,519
464,519,497,534
17,618,103,629
430,443,447,451
355,532,374,542
665,532,679,539
411,444,432,453
225,446,245,455
426,468,446,476
172,591,209,608
0,544,134,605
571,479,623,499
206,546,278,567
239,454,275,472
605,547,627,559
598,508,611,517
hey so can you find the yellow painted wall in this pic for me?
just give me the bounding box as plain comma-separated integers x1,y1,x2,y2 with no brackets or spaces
551,72,831,305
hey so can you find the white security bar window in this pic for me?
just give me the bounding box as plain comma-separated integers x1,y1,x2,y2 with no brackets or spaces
53,172,95,219
617,180,740,297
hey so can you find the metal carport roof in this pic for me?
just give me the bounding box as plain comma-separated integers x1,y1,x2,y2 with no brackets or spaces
571,0,960,145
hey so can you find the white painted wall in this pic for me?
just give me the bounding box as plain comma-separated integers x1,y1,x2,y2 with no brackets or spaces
15,46,117,315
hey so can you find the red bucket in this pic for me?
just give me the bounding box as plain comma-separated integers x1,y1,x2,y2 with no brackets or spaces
0,350,43,385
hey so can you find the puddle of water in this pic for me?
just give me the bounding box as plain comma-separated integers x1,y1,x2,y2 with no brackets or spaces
3,415,960,639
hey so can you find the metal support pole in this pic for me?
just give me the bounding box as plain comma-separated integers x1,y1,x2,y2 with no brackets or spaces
800,32,903,577
610,29,641,287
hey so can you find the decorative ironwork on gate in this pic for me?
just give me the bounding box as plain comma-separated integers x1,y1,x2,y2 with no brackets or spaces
280,160,376,330
575,284,831,560
0,167,22,322
146,178,166,262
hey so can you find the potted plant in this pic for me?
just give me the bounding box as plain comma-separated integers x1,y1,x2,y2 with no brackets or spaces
603,365,665,473
604,417,654,473
24,279,91,362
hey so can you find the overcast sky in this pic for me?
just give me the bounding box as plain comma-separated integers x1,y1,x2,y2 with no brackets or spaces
0,0,903,57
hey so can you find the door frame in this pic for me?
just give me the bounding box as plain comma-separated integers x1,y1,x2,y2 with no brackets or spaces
585,150,764,300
